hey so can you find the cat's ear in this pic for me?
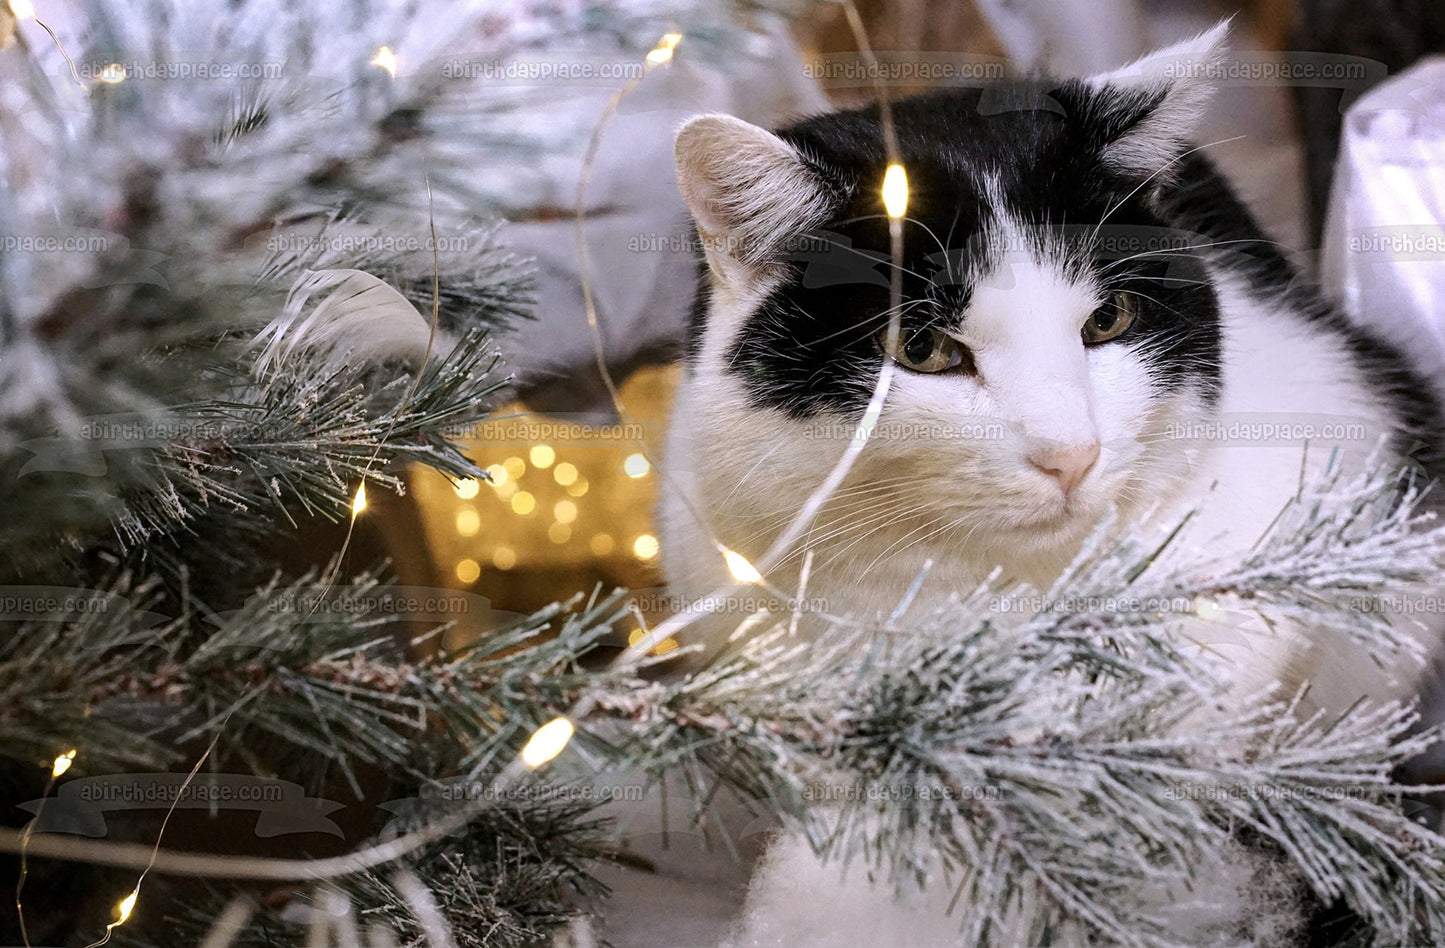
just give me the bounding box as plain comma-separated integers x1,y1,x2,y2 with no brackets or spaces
674,114,832,272
1082,20,1229,179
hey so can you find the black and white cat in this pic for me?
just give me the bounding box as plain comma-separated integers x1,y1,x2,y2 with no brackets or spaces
654,22,1445,947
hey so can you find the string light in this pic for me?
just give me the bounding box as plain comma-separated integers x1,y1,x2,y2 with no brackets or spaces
553,500,577,524
628,627,678,655
644,31,682,67
590,533,615,556
454,478,480,499
529,445,555,469
553,462,579,486
510,491,536,515
455,509,480,536
622,453,650,478
503,457,526,479
370,45,398,77
882,163,909,220
633,534,659,560
115,889,138,923
492,546,517,570
96,63,126,85
351,483,368,517
9,0,35,20
724,549,762,584
485,463,509,486
50,749,76,779
520,717,574,768
455,559,480,583
1194,596,1224,622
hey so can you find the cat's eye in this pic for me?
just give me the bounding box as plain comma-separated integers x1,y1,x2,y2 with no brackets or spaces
879,327,966,373
1083,292,1138,345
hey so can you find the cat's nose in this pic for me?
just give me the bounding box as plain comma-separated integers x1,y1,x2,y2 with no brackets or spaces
1026,440,1100,497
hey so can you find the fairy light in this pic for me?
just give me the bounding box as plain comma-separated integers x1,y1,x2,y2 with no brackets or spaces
633,534,659,560
96,63,126,84
520,717,574,768
454,478,480,499
116,889,138,922
644,31,682,67
553,500,577,524
503,456,526,480
628,627,678,655
50,749,76,779
1194,596,1224,622
723,549,762,584
351,483,368,517
9,0,35,20
510,491,536,515
455,559,480,583
485,463,509,486
529,445,555,469
492,546,517,570
455,509,480,536
590,533,615,556
370,45,398,77
882,163,909,220
553,462,579,486
622,453,650,478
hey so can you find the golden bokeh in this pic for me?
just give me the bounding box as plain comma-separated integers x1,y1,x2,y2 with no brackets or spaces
407,365,679,644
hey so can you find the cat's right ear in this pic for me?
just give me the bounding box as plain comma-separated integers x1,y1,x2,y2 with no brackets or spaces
674,114,832,277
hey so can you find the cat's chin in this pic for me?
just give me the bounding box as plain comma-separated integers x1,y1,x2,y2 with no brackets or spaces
991,502,1106,554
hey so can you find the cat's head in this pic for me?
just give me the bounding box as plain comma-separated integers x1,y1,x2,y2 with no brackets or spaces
671,25,1230,570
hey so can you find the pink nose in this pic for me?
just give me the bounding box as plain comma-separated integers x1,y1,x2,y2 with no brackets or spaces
1027,441,1100,497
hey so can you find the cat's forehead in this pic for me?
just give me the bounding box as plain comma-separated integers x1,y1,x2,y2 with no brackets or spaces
776,83,1159,280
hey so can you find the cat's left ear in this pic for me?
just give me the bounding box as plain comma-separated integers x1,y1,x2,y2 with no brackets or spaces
1082,19,1229,179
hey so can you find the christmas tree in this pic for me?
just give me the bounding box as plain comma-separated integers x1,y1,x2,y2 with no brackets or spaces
3,1,1445,946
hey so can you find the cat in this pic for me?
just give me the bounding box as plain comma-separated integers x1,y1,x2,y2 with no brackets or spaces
659,20,1444,709
655,21,1445,947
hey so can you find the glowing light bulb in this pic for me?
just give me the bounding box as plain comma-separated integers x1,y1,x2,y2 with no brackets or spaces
10,0,35,20
553,462,579,486
553,500,578,524
51,749,76,778
1194,596,1224,622
351,483,368,517
114,889,138,925
371,46,398,77
521,717,574,768
511,491,536,515
633,534,659,560
96,63,126,84
456,508,480,536
455,478,480,499
724,549,762,584
882,163,909,220
455,559,480,583
492,546,517,570
529,445,555,469
623,453,650,478
629,627,679,655
645,32,682,67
